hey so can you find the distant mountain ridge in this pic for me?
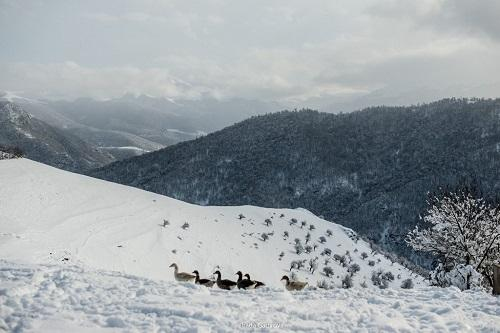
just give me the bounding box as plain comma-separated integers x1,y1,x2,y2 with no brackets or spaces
10,94,282,160
0,101,113,171
90,98,500,266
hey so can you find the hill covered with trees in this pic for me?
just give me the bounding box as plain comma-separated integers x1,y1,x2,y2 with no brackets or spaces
90,98,500,266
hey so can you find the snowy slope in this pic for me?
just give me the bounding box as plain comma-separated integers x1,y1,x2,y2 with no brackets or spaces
1,261,499,333
0,158,423,289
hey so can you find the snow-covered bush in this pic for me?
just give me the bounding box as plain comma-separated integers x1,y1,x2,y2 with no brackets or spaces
294,242,304,255
318,236,326,244
305,232,311,244
264,218,272,226
430,264,484,291
261,233,269,241
0,146,23,159
289,218,297,226
317,279,334,290
309,224,315,231
181,222,190,230
371,270,393,289
406,189,500,289
300,221,307,228
368,260,375,266
348,263,361,275
304,245,313,253
323,266,334,277
360,281,368,288
361,252,368,260
382,271,394,281
326,229,333,237
401,278,414,289
283,231,289,239
321,248,332,256
308,258,318,273
342,274,353,289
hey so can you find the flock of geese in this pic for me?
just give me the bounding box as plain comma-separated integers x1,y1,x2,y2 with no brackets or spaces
169,263,308,291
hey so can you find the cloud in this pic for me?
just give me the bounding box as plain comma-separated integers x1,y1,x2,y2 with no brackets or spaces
367,0,500,41
0,0,499,106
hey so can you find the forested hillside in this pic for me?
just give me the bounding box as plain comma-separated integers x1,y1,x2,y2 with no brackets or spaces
90,98,500,265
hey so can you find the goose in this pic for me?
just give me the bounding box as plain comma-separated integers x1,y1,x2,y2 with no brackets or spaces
236,271,257,290
169,263,196,282
244,273,265,288
192,270,215,287
280,275,307,291
213,270,237,290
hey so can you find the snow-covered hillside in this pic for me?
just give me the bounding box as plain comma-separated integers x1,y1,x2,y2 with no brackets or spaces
1,159,500,332
0,158,422,289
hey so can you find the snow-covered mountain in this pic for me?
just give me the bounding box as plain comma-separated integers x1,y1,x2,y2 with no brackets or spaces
0,102,114,172
12,94,282,160
0,157,422,289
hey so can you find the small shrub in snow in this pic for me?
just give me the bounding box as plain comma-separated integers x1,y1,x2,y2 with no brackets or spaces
401,278,414,289
371,270,393,289
326,229,333,237
290,260,305,271
360,281,368,288
238,214,245,219
294,238,301,244
280,214,285,218
309,224,315,231
305,232,311,244
261,233,269,241
162,219,169,227
300,221,307,229
309,258,318,273
382,271,395,281
283,231,289,239
279,252,285,260
317,279,333,290
342,274,353,289
348,263,361,275
368,260,375,266
304,245,313,253
334,254,347,267
321,248,332,256
323,266,334,277
181,222,190,230
265,218,272,226
294,243,304,255
319,236,327,244
289,218,297,225
361,252,368,260
172,249,177,254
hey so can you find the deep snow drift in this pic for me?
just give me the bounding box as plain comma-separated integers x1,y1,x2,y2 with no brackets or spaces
1,158,499,332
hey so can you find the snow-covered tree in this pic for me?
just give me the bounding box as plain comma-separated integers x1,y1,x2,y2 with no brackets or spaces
406,190,500,289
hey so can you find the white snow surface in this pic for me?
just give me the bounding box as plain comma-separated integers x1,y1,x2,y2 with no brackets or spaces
1,261,499,333
1,158,499,332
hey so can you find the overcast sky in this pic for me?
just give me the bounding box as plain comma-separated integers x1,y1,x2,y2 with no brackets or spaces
1,0,500,109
